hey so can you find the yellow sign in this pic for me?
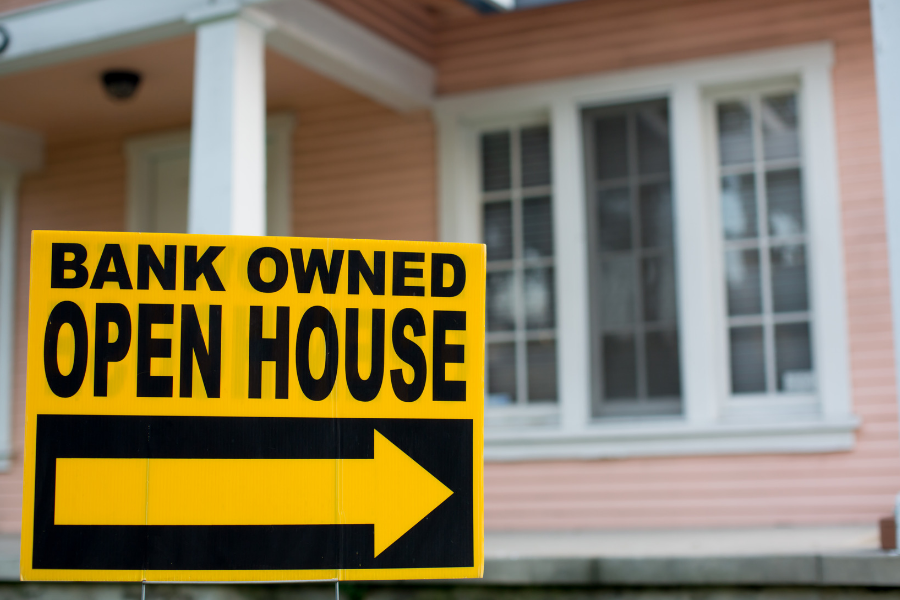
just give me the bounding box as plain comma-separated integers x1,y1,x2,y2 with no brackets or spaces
20,231,485,583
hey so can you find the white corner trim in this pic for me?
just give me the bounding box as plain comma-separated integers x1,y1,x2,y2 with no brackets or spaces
0,121,43,172
0,168,19,471
485,417,860,461
257,0,434,111
0,0,272,77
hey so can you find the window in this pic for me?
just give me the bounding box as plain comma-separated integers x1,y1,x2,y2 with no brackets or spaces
713,88,815,398
583,99,681,418
481,124,558,407
437,42,855,459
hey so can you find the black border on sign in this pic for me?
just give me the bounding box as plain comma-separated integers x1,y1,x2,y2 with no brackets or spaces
31,415,473,571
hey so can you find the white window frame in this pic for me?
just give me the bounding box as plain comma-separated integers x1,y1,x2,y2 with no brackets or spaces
125,113,295,236
435,42,857,460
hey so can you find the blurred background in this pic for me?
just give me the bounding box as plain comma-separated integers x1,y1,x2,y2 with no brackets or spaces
1,0,900,597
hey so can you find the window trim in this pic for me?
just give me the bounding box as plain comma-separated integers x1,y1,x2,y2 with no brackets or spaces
705,81,818,419
125,113,295,236
481,117,560,420
435,42,857,460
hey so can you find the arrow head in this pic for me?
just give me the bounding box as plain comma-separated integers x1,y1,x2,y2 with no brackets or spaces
371,430,453,557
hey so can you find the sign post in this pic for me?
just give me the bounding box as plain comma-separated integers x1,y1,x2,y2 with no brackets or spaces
20,231,484,583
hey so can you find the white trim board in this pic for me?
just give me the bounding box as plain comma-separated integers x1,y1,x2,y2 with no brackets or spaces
125,113,295,236
436,42,854,460
485,417,859,461
0,168,20,471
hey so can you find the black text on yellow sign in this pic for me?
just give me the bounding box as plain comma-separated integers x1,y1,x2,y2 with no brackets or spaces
21,231,485,583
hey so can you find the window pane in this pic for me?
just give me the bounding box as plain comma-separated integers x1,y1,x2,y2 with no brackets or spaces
775,322,814,392
484,201,513,262
639,181,674,248
642,255,677,323
637,103,670,175
646,329,681,397
601,256,635,326
767,168,804,236
594,115,628,181
521,125,551,187
721,174,758,240
522,196,553,258
481,131,511,191
717,101,754,165
771,245,809,313
763,94,800,161
486,271,515,331
524,267,555,330
730,326,766,393
488,342,516,405
527,339,557,402
603,333,637,399
725,249,762,315
598,187,632,251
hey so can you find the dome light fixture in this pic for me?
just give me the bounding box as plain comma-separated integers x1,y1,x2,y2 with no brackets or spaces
101,70,142,101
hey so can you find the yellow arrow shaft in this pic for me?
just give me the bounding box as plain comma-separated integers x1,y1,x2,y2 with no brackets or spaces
54,458,375,526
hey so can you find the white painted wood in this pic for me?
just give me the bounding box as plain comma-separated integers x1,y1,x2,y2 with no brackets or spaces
802,61,851,422
871,0,900,427
188,12,268,236
484,416,859,461
0,168,19,470
671,83,720,426
550,99,592,432
264,113,296,238
258,0,434,111
126,115,294,235
436,42,851,459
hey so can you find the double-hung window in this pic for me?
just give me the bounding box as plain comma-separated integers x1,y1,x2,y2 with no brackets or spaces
481,124,558,409
583,99,681,418
438,42,854,459
712,87,815,405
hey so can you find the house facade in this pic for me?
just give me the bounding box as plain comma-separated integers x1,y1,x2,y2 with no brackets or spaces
0,0,899,592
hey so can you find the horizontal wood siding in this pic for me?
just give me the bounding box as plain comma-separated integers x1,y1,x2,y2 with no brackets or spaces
0,0,48,15
292,98,436,242
444,0,900,530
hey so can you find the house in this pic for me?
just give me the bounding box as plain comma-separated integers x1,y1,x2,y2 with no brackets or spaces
0,0,899,595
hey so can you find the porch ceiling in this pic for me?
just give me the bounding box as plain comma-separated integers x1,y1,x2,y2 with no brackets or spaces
0,33,360,144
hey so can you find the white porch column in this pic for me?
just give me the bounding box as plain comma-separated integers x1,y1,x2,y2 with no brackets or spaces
871,0,900,546
187,7,269,235
0,168,19,468
0,122,42,470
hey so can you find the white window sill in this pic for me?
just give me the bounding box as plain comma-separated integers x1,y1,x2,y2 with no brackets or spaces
484,416,859,461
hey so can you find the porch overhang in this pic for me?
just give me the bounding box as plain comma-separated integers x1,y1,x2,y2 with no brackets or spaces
0,0,435,111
